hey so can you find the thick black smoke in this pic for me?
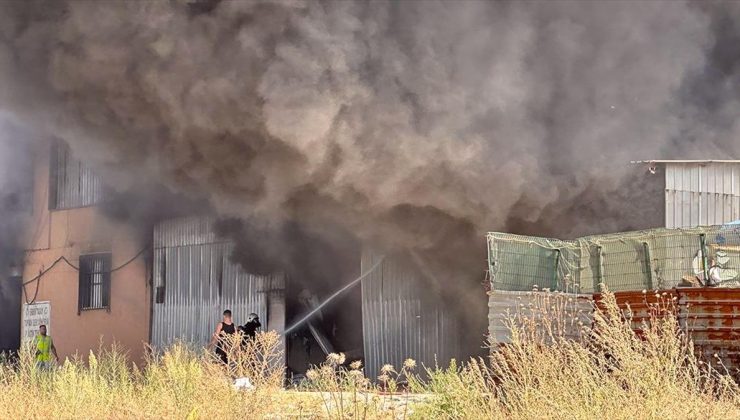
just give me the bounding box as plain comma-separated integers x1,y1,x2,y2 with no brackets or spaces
0,118,34,271
0,117,34,351
0,1,739,341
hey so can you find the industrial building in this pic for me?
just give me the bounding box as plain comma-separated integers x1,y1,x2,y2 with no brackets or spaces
13,147,737,375
18,142,151,363
638,160,740,229
11,141,467,377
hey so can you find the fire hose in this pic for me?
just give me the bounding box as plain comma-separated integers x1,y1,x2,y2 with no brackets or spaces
282,256,385,335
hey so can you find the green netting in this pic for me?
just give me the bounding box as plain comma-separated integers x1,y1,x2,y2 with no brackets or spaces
488,225,740,293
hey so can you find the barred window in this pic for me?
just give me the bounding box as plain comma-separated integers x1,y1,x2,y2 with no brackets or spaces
78,253,111,312
49,142,104,210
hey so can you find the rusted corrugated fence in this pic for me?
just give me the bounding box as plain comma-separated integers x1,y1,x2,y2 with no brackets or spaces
488,288,740,377
594,288,740,377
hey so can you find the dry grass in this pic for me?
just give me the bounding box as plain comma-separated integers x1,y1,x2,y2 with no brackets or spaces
0,292,738,419
410,290,740,419
0,332,295,419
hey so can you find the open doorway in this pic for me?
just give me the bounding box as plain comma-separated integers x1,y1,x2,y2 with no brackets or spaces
283,234,362,380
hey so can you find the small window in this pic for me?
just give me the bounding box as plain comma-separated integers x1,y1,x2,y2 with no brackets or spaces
78,253,111,312
49,142,104,210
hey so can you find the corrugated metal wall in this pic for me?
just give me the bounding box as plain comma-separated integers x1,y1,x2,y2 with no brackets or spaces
151,217,285,348
50,142,104,209
593,290,679,335
665,163,740,228
597,288,740,379
488,290,592,345
361,252,460,378
678,288,740,376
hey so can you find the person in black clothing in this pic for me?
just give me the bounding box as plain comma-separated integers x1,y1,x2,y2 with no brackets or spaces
238,313,261,347
209,309,236,364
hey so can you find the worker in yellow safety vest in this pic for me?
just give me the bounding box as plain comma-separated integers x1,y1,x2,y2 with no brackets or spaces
34,325,58,369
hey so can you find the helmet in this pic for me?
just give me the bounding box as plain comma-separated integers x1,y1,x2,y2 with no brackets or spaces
247,313,259,322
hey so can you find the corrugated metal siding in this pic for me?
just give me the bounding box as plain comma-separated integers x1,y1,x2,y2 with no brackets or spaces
597,288,740,378
665,163,740,228
593,290,679,335
153,216,218,248
361,252,460,379
678,288,740,376
488,291,592,345
50,142,104,209
151,217,285,348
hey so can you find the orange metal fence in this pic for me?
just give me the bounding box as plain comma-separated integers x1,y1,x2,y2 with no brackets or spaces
594,288,740,377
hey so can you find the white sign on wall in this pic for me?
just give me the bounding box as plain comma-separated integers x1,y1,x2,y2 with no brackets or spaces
21,301,51,342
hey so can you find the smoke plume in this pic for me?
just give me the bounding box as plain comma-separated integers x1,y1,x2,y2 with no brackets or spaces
1,1,739,328
0,117,34,351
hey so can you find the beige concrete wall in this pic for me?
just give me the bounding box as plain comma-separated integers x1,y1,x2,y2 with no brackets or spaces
21,145,150,365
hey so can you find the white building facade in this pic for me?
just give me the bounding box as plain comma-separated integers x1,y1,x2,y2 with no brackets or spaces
641,160,740,228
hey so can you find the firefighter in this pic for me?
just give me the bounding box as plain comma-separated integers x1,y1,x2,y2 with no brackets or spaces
238,313,261,347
